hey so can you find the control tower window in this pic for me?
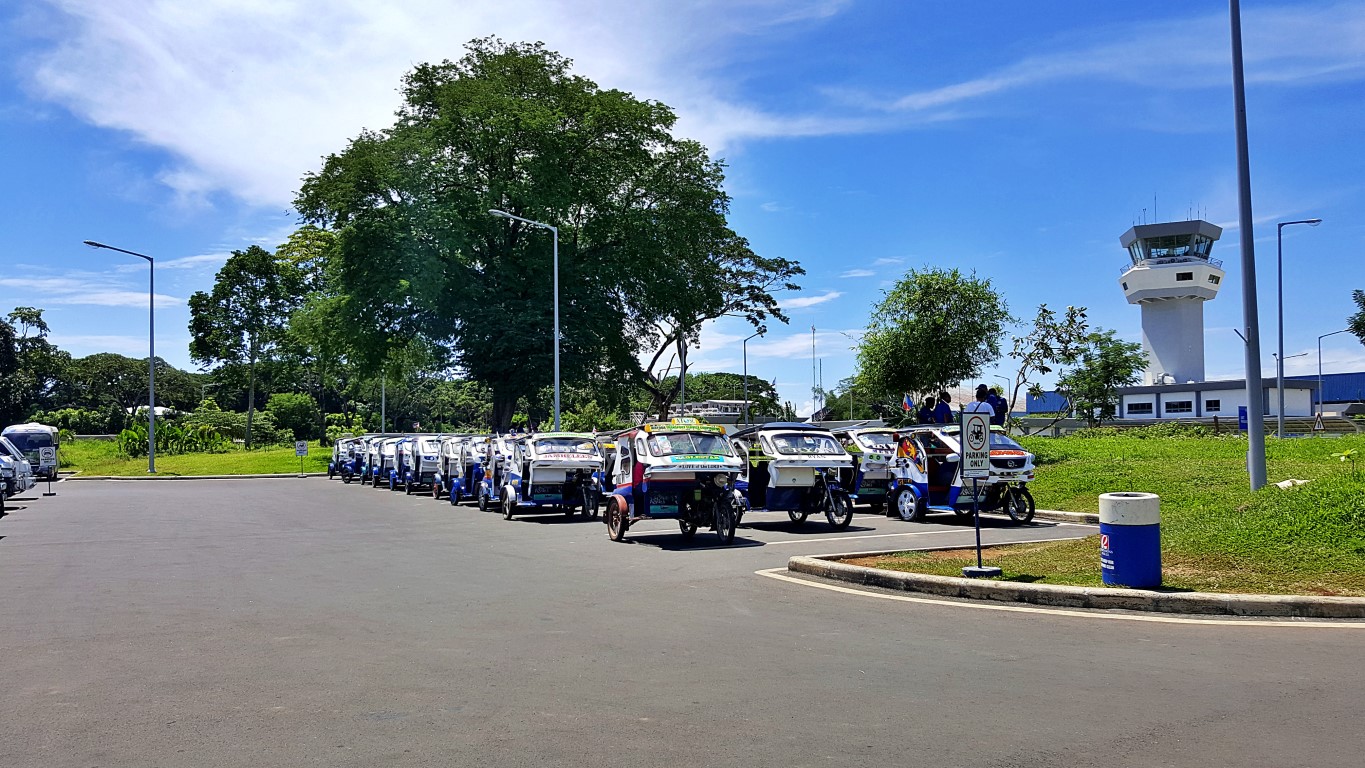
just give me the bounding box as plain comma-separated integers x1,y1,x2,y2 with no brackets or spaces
1193,235,1212,256
1175,272,1193,281
1128,243,1146,264
1145,234,1193,259
1208,275,1221,285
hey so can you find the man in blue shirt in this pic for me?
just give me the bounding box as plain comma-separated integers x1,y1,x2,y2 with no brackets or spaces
933,391,953,424
986,386,1007,426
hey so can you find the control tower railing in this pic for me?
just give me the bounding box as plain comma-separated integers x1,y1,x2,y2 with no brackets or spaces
1120,256,1223,275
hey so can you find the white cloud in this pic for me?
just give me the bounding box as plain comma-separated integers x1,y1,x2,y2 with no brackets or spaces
871,257,903,266
0,275,182,308
840,5,1365,115
782,290,843,309
747,329,859,359
47,334,156,357
839,269,874,278
759,201,790,213
23,0,865,209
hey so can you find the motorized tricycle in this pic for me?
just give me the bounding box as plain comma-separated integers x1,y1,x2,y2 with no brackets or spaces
602,420,744,545
374,437,405,490
496,432,603,520
830,426,898,513
396,435,443,494
887,425,1034,524
328,437,363,483
476,435,520,511
433,435,473,502
730,422,855,529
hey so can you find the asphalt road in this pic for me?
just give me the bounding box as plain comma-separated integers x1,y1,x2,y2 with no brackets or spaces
1,479,1361,768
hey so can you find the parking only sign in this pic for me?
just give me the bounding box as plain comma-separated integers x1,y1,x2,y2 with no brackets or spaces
960,411,991,479
39,446,56,464
295,440,309,457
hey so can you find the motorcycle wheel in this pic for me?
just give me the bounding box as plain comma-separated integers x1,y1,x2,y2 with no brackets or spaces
788,509,808,525
714,500,737,545
826,491,855,529
678,520,697,538
1005,486,1036,524
607,497,628,542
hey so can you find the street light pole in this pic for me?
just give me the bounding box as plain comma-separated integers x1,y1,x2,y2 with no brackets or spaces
84,240,156,473
742,331,763,425
1229,0,1267,490
490,209,560,430
1275,218,1322,437
1318,329,1350,416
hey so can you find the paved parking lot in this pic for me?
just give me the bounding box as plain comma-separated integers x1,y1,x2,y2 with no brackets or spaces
1,478,1361,767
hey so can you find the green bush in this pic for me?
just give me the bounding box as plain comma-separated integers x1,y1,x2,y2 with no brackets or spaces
267,392,321,441
181,406,292,447
116,419,230,458
28,407,126,434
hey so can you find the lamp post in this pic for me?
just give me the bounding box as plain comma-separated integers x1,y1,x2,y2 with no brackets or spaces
1271,352,1307,424
489,209,560,430
83,240,156,473
1317,329,1350,416
742,331,763,425
1275,217,1322,437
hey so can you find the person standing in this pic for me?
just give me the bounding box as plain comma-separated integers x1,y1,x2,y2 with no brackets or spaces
986,386,1007,426
933,391,953,424
966,384,996,417
917,397,935,425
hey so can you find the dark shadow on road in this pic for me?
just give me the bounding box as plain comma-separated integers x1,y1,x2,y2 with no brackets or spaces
623,533,765,551
737,520,876,535
509,511,605,525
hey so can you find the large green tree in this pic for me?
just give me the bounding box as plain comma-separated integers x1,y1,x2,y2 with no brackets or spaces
295,38,799,430
855,268,1012,403
188,246,301,447
1055,330,1146,426
0,307,71,424
1005,304,1091,414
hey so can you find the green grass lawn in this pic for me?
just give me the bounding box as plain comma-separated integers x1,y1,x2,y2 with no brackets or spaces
856,429,1365,596
62,439,331,476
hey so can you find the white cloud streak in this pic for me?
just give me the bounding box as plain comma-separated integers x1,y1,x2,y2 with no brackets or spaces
839,269,874,278
0,275,182,308
782,291,843,309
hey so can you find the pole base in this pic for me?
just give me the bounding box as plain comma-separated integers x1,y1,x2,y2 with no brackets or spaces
962,565,1003,579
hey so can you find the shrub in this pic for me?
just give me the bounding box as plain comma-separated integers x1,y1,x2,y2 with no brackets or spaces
116,419,230,458
267,393,321,441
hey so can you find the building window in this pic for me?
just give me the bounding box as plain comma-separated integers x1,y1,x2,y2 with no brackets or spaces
1176,272,1193,281
1206,399,1221,413
1122,282,1128,290
1208,275,1221,284
1166,400,1193,414
1126,402,1153,415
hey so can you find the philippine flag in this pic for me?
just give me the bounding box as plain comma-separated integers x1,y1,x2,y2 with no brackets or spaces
901,393,912,412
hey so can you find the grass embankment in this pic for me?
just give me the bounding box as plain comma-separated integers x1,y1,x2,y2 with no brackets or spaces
857,430,1365,596
62,439,330,477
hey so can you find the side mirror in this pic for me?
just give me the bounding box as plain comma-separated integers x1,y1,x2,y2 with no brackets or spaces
945,453,961,463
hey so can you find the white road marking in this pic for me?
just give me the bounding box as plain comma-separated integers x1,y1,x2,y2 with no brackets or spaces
764,529,1047,545
755,568,1365,629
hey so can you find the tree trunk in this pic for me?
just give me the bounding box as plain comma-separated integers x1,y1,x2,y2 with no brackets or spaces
490,384,518,433
245,353,257,449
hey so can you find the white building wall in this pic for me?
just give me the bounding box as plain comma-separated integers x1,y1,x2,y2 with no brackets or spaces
1119,385,1313,419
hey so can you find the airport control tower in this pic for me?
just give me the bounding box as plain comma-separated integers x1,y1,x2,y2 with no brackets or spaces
1118,219,1224,385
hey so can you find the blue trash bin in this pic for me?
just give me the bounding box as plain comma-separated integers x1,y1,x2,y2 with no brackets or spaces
1098,492,1161,588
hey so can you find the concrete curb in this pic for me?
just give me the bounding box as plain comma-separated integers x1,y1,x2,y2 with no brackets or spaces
65,473,330,481
1033,509,1099,525
788,550,1365,619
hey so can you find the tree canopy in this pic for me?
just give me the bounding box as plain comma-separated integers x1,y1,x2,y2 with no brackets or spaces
295,38,799,430
855,267,1011,402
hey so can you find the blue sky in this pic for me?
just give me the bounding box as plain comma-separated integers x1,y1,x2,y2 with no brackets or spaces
3,0,1364,416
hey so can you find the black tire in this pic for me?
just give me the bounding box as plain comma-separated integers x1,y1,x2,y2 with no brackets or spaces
788,509,809,525
327,466,335,480
679,520,697,538
894,485,926,522
405,477,413,495
502,492,515,520
1005,486,1036,524
714,499,737,545
826,490,855,529
478,489,489,512
342,473,352,485
607,497,628,542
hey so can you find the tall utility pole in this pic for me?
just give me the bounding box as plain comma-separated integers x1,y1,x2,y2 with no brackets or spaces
84,240,156,473
1229,0,1266,490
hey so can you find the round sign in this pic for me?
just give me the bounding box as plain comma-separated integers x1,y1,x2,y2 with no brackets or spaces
39,447,56,461
965,418,988,451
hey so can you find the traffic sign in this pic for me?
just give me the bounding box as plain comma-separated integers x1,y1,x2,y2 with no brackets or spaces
1314,414,1325,432
960,411,990,479
295,440,309,457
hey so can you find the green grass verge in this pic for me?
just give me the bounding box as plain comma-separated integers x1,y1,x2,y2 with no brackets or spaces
860,430,1365,596
62,439,330,476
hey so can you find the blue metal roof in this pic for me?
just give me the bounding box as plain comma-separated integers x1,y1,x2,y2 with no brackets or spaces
1287,372,1365,404
1025,391,1070,414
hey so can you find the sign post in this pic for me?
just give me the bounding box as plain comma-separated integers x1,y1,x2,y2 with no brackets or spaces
295,440,309,477
39,446,57,496
960,410,1001,578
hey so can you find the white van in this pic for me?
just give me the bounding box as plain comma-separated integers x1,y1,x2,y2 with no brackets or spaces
2,423,59,481
1,435,36,504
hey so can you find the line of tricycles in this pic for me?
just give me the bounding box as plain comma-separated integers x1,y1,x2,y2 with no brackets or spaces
324,417,1037,546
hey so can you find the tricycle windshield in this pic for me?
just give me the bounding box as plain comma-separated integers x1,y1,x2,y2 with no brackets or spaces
770,432,843,456
854,431,896,452
533,437,598,455
646,432,733,457
418,437,441,453
989,432,1025,451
